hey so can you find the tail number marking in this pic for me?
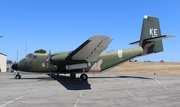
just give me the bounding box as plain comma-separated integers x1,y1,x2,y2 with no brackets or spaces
149,28,157,37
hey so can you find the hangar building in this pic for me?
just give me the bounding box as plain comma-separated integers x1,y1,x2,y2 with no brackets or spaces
0,53,7,72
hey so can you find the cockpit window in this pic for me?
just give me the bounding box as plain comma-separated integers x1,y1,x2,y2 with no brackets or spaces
33,54,37,59
68,50,74,55
26,53,37,59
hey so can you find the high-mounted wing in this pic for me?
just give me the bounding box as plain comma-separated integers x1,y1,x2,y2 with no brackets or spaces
67,35,113,62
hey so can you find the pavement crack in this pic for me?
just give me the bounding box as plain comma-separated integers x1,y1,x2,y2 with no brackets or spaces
114,100,119,106
74,92,83,107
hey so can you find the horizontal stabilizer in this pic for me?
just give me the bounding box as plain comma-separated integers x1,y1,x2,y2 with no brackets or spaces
129,35,174,45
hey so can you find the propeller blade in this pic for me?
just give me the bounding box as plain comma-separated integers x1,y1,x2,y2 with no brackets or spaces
48,50,52,77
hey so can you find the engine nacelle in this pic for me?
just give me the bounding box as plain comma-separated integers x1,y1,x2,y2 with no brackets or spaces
50,52,68,65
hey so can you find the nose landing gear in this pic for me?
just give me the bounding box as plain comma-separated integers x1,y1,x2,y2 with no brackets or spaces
14,72,21,79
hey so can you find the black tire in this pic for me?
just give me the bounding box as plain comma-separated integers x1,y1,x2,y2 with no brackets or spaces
80,74,88,80
15,75,21,79
70,73,76,78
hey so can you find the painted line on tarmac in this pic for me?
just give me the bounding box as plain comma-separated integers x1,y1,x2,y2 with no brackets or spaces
163,85,168,89
128,80,131,86
155,79,167,89
0,96,23,107
125,90,139,102
155,79,161,84
74,92,83,107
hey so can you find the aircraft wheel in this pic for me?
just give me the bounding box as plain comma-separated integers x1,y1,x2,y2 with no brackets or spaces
15,75,21,79
80,74,88,80
70,73,76,78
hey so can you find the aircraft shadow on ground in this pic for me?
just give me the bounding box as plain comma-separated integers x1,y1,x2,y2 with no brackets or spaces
89,75,153,79
15,74,91,90
47,74,91,90
118,76,153,79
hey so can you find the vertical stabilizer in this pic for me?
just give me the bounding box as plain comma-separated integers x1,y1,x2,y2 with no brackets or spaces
140,15,163,55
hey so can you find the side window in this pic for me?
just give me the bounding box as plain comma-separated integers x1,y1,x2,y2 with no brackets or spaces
33,55,37,59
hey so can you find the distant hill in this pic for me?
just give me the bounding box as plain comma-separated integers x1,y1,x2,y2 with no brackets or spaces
108,62,180,76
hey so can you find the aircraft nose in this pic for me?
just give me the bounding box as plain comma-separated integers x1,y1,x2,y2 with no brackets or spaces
12,64,18,70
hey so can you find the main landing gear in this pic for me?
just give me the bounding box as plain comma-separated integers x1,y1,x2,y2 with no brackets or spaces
70,73,76,78
69,68,88,80
80,74,88,80
14,72,21,79
70,73,88,80
80,68,88,80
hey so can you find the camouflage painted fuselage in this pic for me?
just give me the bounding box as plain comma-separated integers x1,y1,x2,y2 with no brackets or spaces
17,47,143,74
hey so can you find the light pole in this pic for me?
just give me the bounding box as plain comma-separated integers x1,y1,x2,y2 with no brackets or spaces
26,41,31,55
17,51,18,62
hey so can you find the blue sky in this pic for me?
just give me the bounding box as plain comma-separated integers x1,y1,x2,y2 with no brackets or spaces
0,0,179,62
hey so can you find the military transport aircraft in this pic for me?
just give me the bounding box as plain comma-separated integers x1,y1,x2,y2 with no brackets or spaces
12,15,173,80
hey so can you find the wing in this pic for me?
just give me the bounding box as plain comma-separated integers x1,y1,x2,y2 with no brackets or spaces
67,35,113,62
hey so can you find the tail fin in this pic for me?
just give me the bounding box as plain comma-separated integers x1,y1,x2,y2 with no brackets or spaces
130,15,173,55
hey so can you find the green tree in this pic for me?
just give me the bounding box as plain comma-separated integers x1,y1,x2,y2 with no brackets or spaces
34,49,46,53
7,60,13,64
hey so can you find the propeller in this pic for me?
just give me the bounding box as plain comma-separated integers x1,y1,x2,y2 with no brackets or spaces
48,50,52,77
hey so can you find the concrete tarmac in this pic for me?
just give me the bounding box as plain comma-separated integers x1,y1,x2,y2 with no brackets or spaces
0,72,180,107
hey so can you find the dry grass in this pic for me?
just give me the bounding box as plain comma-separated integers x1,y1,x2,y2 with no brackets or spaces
108,62,180,76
